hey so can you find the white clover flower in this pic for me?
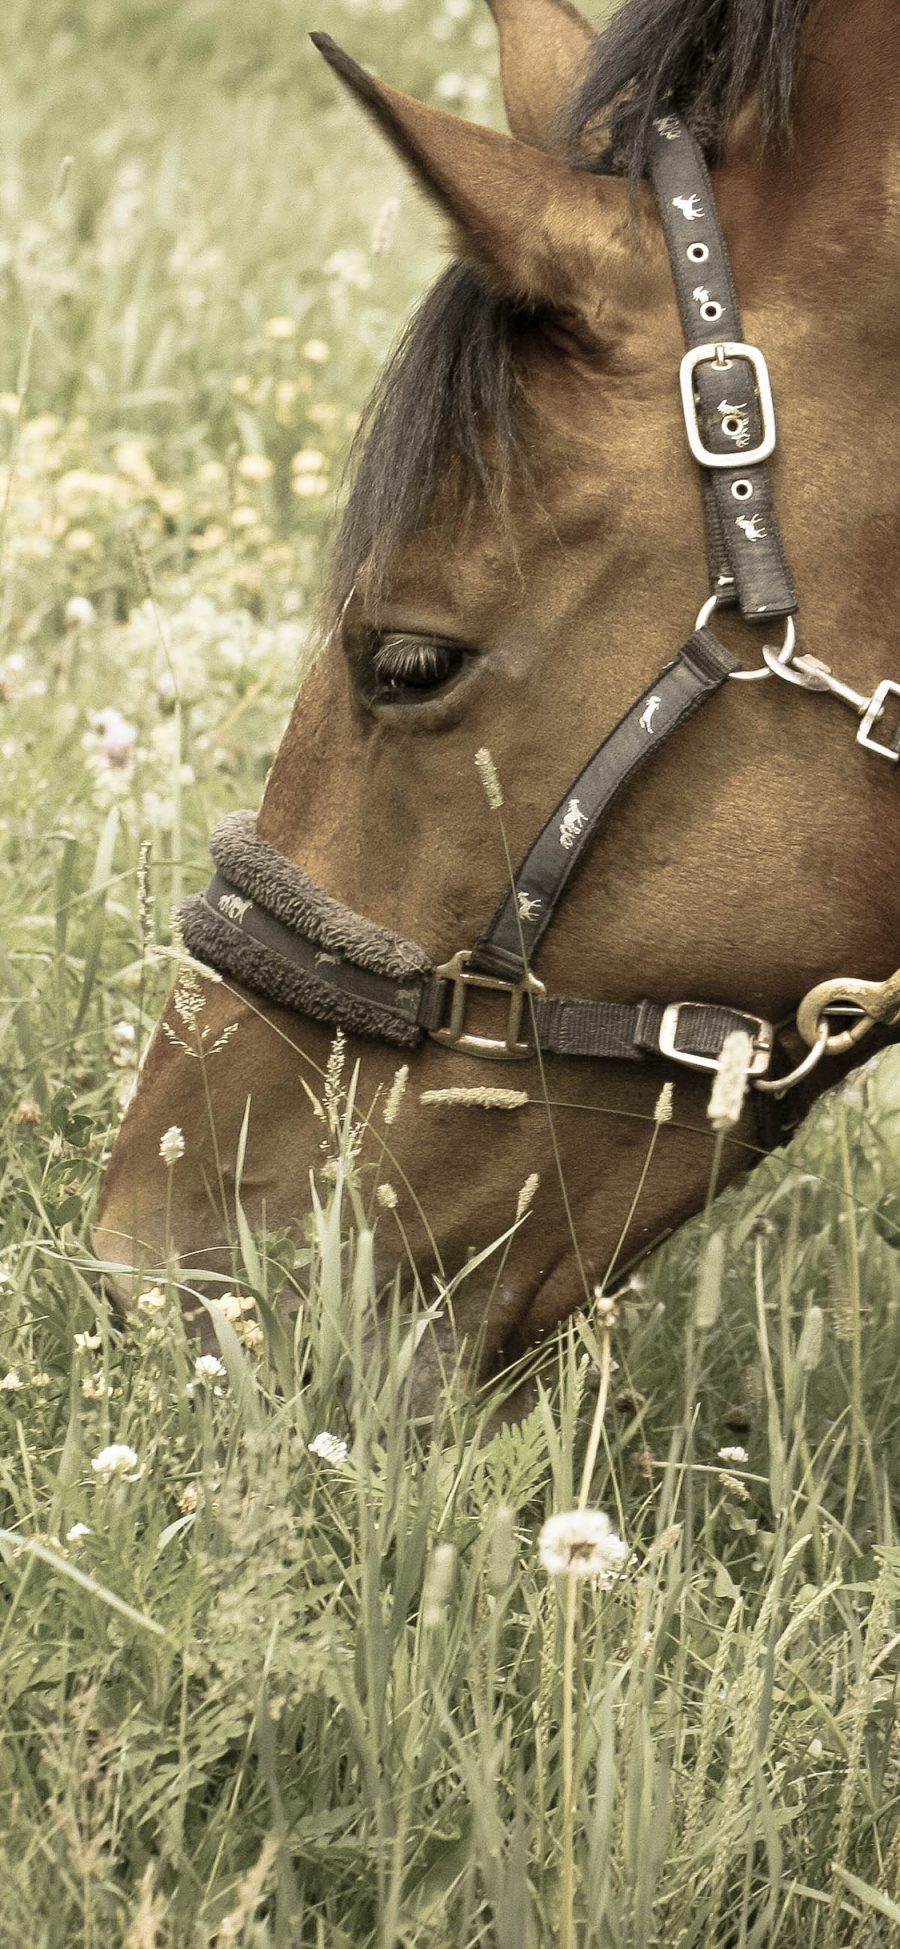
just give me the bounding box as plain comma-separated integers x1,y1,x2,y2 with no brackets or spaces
159,1125,185,1166
539,1509,629,1584
194,1354,226,1382
65,595,96,627
0,1371,23,1392
66,1522,91,1542
75,1332,102,1356
91,1442,140,1481
717,1444,749,1466
264,315,297,340
308,1431,349,1467
92,706,138,769
136,1285,167,1313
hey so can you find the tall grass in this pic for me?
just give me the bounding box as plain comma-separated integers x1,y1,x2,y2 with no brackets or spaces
0,0,898,1942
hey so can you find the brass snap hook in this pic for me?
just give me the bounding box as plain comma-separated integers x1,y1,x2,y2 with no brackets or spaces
796,970,900,1058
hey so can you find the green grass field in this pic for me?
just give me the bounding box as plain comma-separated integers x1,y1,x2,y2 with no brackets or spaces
1,1,899,1942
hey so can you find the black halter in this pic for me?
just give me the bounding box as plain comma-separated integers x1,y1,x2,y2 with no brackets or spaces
181,118,900,1104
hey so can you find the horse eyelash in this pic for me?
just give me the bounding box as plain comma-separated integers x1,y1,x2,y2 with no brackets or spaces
371,635,456,684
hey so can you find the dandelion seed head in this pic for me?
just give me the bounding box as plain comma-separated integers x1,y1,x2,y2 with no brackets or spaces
539,1509,629,1584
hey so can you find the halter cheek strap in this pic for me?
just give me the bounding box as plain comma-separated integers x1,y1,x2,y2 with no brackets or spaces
180,114,900,1114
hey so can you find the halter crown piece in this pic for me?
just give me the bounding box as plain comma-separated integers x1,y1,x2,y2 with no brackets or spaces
180,119,900,1131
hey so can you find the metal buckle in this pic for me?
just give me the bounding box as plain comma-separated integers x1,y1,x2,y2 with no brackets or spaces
658,1001,774,1075
429,950,545,1061
680,342,777,470
858,679,900,763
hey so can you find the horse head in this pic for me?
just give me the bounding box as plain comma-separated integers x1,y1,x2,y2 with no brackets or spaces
94,0,900,1409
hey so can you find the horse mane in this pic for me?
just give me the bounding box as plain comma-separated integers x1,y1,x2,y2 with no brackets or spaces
326,0,812,625
572,0,814,180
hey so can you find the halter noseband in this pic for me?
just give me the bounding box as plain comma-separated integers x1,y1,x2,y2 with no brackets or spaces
181,117,900,1113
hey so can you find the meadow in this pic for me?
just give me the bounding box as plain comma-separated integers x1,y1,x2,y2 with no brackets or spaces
1,0,899,1942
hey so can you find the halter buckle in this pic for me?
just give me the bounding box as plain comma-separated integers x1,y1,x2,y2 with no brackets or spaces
680,342,777,469
659,1002,774,1075
430,951,545,1061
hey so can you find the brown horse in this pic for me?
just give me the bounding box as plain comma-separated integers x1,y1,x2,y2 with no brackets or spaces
95,0,900,1406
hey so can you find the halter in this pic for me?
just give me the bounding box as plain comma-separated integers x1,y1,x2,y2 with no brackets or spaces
181,117,900,1110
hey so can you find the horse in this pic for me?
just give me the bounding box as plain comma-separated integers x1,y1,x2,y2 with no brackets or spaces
94,0,900,1411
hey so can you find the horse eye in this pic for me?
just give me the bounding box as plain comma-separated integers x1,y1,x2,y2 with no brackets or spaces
370,634,465,697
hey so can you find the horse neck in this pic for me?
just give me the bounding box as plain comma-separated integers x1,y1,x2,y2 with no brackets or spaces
727,0,900,218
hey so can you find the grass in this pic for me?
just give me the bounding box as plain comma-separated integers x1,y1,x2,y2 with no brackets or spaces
0,0,898,1942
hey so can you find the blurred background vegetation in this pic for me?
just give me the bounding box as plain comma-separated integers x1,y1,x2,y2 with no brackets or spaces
0,1,898,1943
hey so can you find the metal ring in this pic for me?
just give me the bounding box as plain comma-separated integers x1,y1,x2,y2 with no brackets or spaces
694,594,796,681
761,642,828,691
754,1023,829,1096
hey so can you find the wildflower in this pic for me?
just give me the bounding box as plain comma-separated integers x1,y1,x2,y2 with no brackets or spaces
718,1445,749,1466
654,1081,674,1124
291,472,329,498
15,1100,41,1125
31,1373,52,1389
237,453,274,483
376,1183,398,1210
516,1172,540,1220
93,706,138,768
65,527,95,553
594,1288,618,1329
178,1483,199,1515
264,315,297,339
66,1522,91,1542
474,746,503,809
91,1442,141,1481
420,1087,528,1110
707,1030,754,1131
309,1431,348,1466
65,595,96,627
194,1354,226,1382
539,1509,629,1584
136,1285,167,1313
0,1371,23,1391
302,339,330,362
159,1125,185,1166
81,1375,110,1400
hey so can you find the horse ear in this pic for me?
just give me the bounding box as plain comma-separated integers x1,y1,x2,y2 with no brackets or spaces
311,34,622,320
486,0,595,152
